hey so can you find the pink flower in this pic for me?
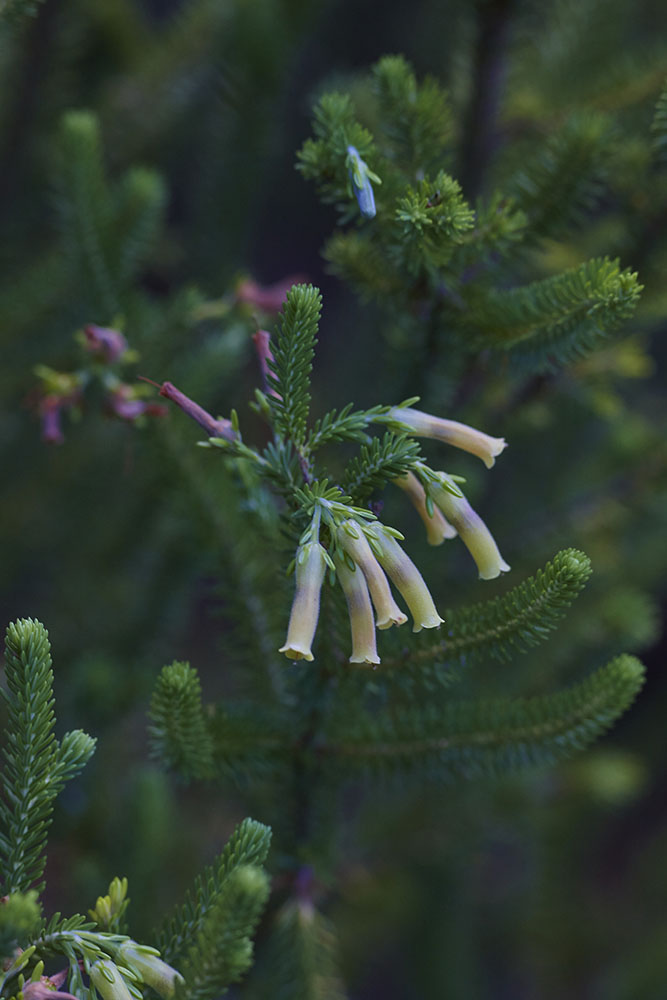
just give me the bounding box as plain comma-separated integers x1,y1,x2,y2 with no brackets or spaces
83,325,128,363
236,275,307,314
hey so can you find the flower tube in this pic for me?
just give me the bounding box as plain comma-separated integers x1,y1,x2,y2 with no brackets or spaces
388,407,507,468
334,554,380,665
89,961,134,1000
393,471,457,545
116,942,183,999
337,521,407,629
279,542,327,661
366,525,444,632
429,473,510,580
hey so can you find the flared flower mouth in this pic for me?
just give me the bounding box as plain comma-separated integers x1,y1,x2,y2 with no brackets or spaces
387,407,507,468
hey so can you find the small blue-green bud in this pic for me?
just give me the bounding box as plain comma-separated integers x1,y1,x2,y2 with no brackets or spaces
346,145,380,219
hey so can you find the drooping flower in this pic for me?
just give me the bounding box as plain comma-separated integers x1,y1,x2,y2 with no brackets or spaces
334,554,380,666
393,471,457,545
279,542,328,661
365,524,444,633
88,961,134,1000
337,521,407,629
388,407,507,468
429,472,510,580
116,941,183,999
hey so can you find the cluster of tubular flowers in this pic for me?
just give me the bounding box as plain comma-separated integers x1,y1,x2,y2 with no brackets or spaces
279,407,509,667
279,513,443,667
387,406,510,580
88,943,183,1000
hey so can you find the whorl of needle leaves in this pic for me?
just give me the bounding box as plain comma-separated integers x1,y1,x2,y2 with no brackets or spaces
157,818,271,1000
56,110,166,323
0,619,96,897
405,548,595,671
465,256,641,368
247,899,346,1000
324,655,645,779
148,660,215,782
267,284,322,448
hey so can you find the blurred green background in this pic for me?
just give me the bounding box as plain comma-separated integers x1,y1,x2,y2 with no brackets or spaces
1,0,666,996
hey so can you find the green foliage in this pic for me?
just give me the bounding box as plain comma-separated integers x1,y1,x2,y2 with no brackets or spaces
157,818,272,967
0,619,96,896
466,256,642,367
296,94,378,222
372,54,453,177
342,431,422,502
0,890,41,958
397,548,594,671
248,899,346,1000
325,655,645,778
506,112,612,240
394,171,475,274
56,110,166,321
178,865,270,1000
268,284,323,449
148,661,215,782
0,0,45,25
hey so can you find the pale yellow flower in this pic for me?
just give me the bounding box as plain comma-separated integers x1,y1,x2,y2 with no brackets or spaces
393,471,457,545
279,542,327,661
337,521,407,629
335,554,380,665
389,407,507,468
366,524,444,632
429,473,510,580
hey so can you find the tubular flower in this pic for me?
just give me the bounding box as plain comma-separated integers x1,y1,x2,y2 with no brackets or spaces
334,554,380,666
88,961,134,1000
429,473,510,580
366,525,444,633
388,407,507,468
116,942,183,999
279,542,327,661
393,472,457,545
337,521,407,629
